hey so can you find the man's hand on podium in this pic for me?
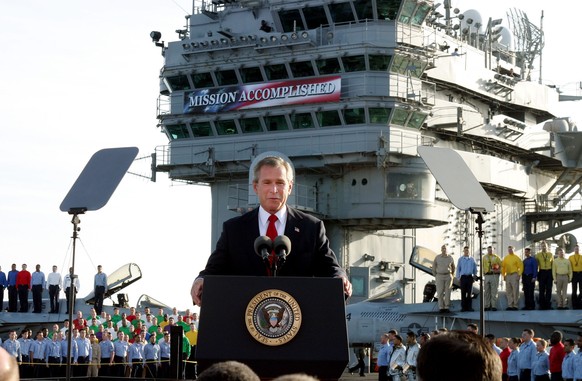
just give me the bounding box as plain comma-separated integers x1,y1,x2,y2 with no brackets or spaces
342,276,352,298
191,278,204,306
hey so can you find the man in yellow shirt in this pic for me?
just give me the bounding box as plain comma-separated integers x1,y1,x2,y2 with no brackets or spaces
569,245,582,309
482,246,502,311
553,247,572,309
535,241,554,310
501,246,524,310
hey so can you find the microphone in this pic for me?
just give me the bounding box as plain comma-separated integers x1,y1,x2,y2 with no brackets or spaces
273,235,292,260
254,236,273,260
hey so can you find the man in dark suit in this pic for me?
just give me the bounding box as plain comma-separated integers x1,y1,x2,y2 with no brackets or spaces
191,155,352,306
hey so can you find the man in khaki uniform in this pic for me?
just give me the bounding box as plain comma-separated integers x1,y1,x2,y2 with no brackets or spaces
553,247,572,309
483,246,502,311
432,245,455,313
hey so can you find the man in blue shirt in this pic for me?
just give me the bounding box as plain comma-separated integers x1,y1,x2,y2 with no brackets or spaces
456,246,478,312
377,333,390,381
522,248,538,310
6,264,18,312
517,328,537,381
93,265,107,315
31,265,45,313
0,266,7,312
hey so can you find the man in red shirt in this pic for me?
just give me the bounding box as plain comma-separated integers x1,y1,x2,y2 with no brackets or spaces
15,264,31,312
548,330,565,381
498,337,511,381
73,310,89,331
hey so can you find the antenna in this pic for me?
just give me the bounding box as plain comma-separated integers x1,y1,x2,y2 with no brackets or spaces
507,8,544,82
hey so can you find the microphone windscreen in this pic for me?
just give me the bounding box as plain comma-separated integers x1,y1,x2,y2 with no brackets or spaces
274,235,292,255
254,236,273,256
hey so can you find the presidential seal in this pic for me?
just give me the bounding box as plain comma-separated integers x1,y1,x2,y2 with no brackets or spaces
245,289,302,346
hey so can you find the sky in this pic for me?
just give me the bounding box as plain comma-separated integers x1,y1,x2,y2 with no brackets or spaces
0,0,581,312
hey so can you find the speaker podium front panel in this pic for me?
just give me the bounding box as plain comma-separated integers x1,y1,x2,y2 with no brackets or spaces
197,276,348,380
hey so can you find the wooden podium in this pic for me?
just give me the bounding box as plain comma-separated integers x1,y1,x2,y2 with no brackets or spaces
196,276,349,380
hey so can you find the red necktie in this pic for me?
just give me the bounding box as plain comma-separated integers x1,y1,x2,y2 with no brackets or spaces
267,215,278,273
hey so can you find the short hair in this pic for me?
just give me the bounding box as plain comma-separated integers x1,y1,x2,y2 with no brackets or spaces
467,323,478,331
197,361,260,381
273,375,319,381
407,331,416,338
417,330,502,381
510,337,521,345
252,156,293,184
523,328,534,336
388,329,398,335
564,338,575,346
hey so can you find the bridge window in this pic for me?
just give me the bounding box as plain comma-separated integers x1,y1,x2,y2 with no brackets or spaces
316,110,342,127
398,0,416,24
265,115,289,131
191,121,213,137
290,113,315,129
304,6,329,29
240,118,263,133
377,0,400,20
279,9,305,32
354,0,374,21
391,108,409,126
265,64,289,80
386,172,433,200
411,2,432,25
369,107,391,124
166,75,191,91
391,55,426,78
215,70,238,86
369,55,392,71
329,2,355,24
215,120,238,135
408,111,427,129
316,58,341,75
166,123,190,140
342,55,366,72
192,72,214,88
343,108,366,124
240,67,263,83
289,61,315,78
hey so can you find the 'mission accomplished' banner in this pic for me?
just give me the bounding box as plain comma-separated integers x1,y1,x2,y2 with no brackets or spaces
183,76,341,114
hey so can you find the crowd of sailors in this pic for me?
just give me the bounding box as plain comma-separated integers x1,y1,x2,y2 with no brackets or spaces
0,306,199,379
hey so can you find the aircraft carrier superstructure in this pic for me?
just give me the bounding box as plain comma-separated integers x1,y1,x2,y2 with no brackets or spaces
150,0,582,303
